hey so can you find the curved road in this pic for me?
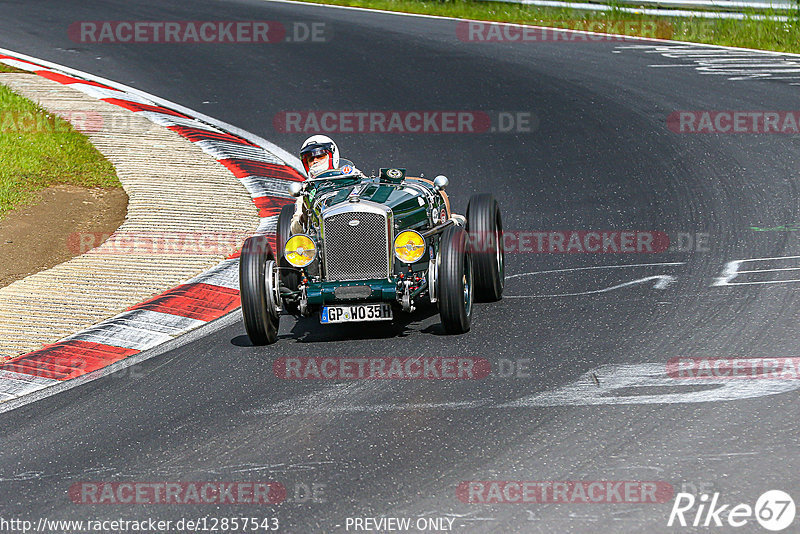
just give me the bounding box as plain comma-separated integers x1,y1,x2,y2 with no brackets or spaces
1,1,799,532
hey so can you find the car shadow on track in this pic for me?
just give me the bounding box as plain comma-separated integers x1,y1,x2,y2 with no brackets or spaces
230,305,443,347
285,304,442,343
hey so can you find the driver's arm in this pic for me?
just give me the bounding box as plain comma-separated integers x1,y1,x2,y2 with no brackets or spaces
290,195,307,234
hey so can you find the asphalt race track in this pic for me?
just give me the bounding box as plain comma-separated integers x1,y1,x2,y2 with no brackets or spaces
1,1,799,532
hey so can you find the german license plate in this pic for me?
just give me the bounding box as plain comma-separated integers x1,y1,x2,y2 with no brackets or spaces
320,303,393,323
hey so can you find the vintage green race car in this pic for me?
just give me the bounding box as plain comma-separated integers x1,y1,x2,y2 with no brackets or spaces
239,164,504,345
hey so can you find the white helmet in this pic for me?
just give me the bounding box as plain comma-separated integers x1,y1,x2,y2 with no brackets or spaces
299,135,339,177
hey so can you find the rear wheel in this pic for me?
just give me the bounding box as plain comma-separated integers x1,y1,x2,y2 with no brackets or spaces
239,235,280,345
277,203,300,314
437,226,472,334
466,193,504,301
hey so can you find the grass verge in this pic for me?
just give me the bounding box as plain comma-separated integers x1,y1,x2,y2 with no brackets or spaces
0,83,120,219
0,63,29,74
295,0,800,53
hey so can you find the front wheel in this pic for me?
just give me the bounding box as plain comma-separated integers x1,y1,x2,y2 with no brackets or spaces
239,235,280,345
437,226,473,334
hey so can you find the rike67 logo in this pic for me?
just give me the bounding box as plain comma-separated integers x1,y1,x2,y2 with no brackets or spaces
668,490,796,531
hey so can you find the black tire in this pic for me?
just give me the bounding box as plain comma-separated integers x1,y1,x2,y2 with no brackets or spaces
239,235,280,345
437,226,473,334
466,193,504,302
277,203,300,314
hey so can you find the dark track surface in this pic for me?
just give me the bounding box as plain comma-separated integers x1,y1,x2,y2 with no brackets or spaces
1,1,799,532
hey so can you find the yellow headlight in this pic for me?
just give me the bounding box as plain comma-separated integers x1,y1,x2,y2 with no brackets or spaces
284,234,316,268
394,230,426,264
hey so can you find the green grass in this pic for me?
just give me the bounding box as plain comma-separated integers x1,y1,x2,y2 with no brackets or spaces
0,63,29,74
298,0,800,53
0,84,119,218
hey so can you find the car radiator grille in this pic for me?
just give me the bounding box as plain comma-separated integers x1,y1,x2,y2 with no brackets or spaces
323,211,389,281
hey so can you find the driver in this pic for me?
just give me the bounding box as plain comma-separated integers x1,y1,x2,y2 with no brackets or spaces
300,134,340,177
291,135,360,233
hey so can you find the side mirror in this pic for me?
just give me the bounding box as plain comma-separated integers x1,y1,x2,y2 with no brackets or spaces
288,182,304,197
433,175,449,191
